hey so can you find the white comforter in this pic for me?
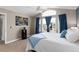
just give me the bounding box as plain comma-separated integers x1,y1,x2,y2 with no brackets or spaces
26,32,79,52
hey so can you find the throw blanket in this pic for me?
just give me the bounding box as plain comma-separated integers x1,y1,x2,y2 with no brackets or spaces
28,33,45,48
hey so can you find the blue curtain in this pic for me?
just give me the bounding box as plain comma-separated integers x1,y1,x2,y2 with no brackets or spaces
59,14,68,33
76,7,79,27
45,16,52,32
35,17,40,34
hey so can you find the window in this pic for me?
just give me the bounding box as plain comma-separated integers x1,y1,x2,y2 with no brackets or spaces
51,17,56,24
50,17,56,31
40,10,57,32
42,10,56,16
42,18,47,32
39,18,42,32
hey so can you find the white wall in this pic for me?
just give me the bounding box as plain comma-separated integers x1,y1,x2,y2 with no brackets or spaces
0,8,30,43
30,16,36,35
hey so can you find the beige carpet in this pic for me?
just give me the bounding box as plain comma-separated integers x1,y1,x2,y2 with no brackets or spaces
0,40,26,52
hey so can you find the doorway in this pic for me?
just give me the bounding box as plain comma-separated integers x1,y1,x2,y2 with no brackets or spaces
0,12,7,44
0,14,3,40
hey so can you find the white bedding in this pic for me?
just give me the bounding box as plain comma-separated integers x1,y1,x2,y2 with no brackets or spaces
26,32,79,52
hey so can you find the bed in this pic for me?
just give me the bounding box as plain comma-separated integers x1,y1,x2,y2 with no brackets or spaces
26,32,79,52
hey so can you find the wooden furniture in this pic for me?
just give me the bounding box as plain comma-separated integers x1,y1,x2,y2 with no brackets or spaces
21,27,27,39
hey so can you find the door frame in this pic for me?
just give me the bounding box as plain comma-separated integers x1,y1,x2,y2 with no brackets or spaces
0,12,7,44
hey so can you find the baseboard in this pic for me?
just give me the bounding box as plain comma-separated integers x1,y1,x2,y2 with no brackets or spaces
5,39,19,44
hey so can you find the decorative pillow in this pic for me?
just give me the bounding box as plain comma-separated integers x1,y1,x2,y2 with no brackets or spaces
65,29,79,42
60,30,67,38
70,27,78,30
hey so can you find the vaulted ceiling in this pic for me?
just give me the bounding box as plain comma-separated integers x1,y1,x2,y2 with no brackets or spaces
0,6,78,16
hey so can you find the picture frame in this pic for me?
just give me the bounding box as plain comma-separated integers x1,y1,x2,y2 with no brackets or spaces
15,16,28,26
23,17,28,25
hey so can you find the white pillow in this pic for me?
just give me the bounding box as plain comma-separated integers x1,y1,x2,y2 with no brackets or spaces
65,29,79,42
70,27,79,30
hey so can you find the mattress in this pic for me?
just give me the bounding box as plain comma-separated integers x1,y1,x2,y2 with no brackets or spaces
26,32,79,52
